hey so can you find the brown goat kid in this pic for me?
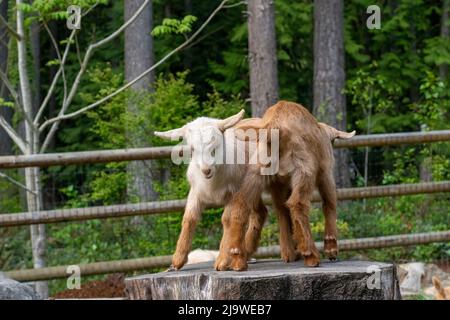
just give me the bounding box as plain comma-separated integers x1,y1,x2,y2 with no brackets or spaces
214,101,355,271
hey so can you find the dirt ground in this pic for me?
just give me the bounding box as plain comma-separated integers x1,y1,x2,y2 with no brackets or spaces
435,260,450,273
52,274,126,299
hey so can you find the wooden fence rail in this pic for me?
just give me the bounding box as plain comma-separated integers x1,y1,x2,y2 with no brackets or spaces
0,181,449,227
0,130,449,169
5,231,449,282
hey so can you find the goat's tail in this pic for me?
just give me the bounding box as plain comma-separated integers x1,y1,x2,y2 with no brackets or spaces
319,122,356,140
432,276,447,299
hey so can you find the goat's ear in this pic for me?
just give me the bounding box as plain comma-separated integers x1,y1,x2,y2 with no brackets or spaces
337,130,356,139
154,127,185,140
319,122,356,140
217,109,245,131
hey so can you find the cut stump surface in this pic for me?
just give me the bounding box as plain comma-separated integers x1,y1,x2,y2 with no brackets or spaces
125,259,401,300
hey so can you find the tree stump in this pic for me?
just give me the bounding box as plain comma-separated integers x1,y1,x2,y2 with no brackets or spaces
125,259,401,300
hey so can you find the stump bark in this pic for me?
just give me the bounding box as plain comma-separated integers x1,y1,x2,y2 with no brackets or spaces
125,259,401,300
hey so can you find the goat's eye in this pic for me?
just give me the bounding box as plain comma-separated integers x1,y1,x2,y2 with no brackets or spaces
211,149,216,157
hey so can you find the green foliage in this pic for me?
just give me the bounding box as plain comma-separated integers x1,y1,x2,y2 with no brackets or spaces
0,98,14,109
339,194,450,262
45,59,61,67
84,64,127,149
382,148,420,184
143,71,200,137
18,0,108,22
0,173,30,271
346,62,403,134
424,36,450,68
411,71,450,130
152,15,198,37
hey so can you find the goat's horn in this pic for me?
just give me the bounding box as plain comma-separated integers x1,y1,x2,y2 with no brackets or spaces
154,127,185,140
218,109,245,131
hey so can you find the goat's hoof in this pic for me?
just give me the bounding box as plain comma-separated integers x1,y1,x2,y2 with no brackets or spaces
329,257,339,262
214,255,231,271
281,250,300,263
165,265,177,272
171,254,188,270
324,236,339,261
215,265,229,271
325,250,339,261
248,258,257,264
231,255,248,271
303,254,320,267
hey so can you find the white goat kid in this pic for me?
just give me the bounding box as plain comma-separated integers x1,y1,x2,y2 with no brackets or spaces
154,110,296,270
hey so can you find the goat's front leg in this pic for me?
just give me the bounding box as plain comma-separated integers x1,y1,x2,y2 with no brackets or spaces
227,195,251,271
214,204,233,271
215,197,251,271
216,199,266,271
227,173,265,271
171,191,204,270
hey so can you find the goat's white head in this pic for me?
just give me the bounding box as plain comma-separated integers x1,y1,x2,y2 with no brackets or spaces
154,110,245,179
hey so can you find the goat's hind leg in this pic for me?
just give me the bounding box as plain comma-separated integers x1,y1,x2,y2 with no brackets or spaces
270,183,299,263
317,170,339,260
286,176,320,267
244,198,268,259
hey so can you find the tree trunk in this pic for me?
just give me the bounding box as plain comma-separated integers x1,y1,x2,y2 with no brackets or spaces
124,0,157,202
29,18,41,113
247,0,279,117
16,0,48,298
26,166,47,298
26,16,45,288
440,0,449,80
313,0,350,187
0,0,12,156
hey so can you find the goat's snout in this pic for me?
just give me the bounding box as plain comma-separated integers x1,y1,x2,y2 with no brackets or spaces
201,168,212,178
